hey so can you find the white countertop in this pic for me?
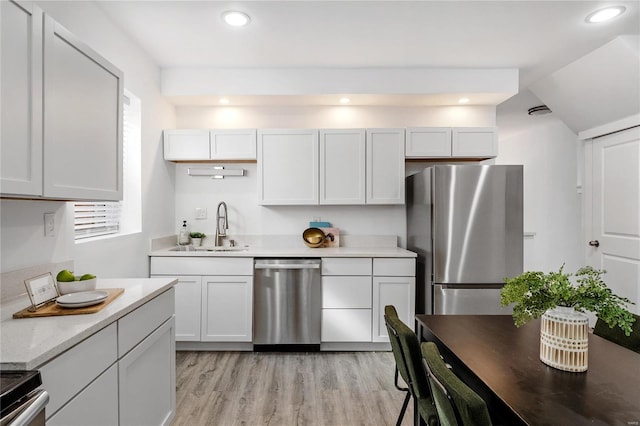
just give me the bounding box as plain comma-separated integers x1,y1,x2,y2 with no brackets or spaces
0,277,177,371
148,246,417,258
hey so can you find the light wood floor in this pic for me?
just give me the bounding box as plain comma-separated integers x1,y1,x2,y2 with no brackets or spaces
173,351,414,426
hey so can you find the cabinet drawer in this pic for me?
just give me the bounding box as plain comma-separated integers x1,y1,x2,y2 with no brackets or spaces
150,256,253,275
373,258,415,276
322,276,372,308
40,323,117,417
321,258,371,276
118,288,174,357
321,309,372,342
47,363,119,426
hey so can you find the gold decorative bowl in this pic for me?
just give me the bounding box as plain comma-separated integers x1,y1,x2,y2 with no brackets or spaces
302,227,326,248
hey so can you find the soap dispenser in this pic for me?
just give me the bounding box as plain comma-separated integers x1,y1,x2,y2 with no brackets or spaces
178,220,190,245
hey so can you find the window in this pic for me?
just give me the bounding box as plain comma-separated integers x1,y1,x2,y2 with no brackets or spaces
74,90,142,241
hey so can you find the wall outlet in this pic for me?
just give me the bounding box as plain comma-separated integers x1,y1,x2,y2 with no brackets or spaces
44,213,55,237
195,208,207,219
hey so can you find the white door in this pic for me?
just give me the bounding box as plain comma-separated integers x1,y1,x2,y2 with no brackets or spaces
585,126,640,314
169,275,202,341
366,128,405,204
201,275,253,341
319,129,366,204
1,1,43,196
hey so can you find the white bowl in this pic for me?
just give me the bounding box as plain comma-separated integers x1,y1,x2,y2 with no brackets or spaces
57,278,97,295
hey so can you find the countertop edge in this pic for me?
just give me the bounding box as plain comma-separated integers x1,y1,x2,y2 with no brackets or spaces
148,247,417,258
0,277,177,371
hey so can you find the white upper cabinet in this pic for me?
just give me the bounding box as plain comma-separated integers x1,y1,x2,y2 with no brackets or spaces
163,130,210,160
452,127,498,158
366,128,405,204
1,2,123,200
319,129,366,204
211,129,257,160
43,16,123,200
163,129,257,161
0,1,43,196
405,127,497,159
405,127,452,158
258,129,319,205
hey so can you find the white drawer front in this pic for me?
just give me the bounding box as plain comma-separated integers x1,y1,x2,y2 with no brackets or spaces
118,288,175,357
322,276,372,308
321,258,371,276
40,323,118,417
373,258,415,276
150,257,253,275
321,309,372,342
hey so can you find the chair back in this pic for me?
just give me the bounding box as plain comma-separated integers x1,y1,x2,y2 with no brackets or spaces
421,342,492,426
383,305,430,400
593,314,640,353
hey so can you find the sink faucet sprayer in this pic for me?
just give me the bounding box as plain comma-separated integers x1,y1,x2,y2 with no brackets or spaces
215,201,228,247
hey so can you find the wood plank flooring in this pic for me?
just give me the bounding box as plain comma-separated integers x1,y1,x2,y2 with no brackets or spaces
173,351,414,426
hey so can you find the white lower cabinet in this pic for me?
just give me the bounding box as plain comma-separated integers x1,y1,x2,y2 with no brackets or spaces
47,364,119,426
322,309,372,342
41,288,176,425
201,275,253,342
119,317,176,426
150,257,254,343
372,259,416,343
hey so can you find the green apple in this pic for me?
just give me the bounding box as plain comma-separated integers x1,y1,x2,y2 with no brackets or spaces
80,273,96,281
56,269,75,282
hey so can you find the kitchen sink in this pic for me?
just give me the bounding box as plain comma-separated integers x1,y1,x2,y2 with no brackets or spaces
169,246,248,252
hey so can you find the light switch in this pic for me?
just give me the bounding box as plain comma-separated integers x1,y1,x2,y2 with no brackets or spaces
195,208,207,219
44,213,55,237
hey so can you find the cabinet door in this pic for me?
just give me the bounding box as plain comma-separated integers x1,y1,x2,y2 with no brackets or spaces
119,317,176,426
320,129,366,204
405,127,452,158
372,276,416,342
47,364,119,426
452,127,497,158
163,129,210,160
321,309,372,342
43,16,123,200
152,275,201,341
366,128,405,204
1,1,43,196
322,276,372,308
211,129,257,160
201,275,253,341
258,129,319,205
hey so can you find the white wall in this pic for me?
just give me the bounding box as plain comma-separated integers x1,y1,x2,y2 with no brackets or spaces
173,105,496,248
496,90,583,273
0,2,176,278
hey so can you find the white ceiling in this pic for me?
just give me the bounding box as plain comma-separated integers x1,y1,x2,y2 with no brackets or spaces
97,1,640,105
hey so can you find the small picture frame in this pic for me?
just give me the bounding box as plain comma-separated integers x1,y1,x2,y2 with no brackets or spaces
24,273,59,310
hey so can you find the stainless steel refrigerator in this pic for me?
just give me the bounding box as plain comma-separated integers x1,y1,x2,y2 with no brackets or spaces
407,165,523,315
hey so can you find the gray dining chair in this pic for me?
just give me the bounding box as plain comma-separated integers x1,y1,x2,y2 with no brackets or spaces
421,341,493,426
384,305,438,426
593,313,640,353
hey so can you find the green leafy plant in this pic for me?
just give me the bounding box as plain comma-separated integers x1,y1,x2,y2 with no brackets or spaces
189,232,206,238
501,265,635,335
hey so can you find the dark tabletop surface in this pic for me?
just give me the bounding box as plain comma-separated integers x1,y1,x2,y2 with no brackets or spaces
416,314,640,426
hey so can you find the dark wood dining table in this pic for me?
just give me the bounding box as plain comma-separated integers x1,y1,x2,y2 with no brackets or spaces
415,314,640,426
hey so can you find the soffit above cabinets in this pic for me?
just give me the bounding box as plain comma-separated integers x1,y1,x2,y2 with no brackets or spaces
161,67,519,107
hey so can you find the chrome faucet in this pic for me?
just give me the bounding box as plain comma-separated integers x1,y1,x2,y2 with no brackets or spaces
215,201,228,247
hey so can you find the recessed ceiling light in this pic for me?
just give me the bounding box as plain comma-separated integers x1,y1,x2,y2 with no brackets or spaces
222,11,251,27
585,6,626,23
219,98,230,105
339,97,350,104
458,97,470,104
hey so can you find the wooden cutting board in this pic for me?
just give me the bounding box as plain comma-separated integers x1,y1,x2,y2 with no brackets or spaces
13,288,124,319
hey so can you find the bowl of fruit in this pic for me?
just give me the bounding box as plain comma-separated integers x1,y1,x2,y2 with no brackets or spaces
56,270,97,295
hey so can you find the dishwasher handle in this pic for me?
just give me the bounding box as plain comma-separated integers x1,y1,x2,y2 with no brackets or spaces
0,389,48,426
254,262,320,270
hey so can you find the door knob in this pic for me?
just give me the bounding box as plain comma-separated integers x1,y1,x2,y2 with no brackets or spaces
588,240,600,247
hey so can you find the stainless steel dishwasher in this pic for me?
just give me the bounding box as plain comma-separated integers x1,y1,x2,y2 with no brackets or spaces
253,258,321,350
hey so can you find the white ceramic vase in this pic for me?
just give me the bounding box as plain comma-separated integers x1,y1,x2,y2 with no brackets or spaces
191,238,202,247
539,306,589,372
